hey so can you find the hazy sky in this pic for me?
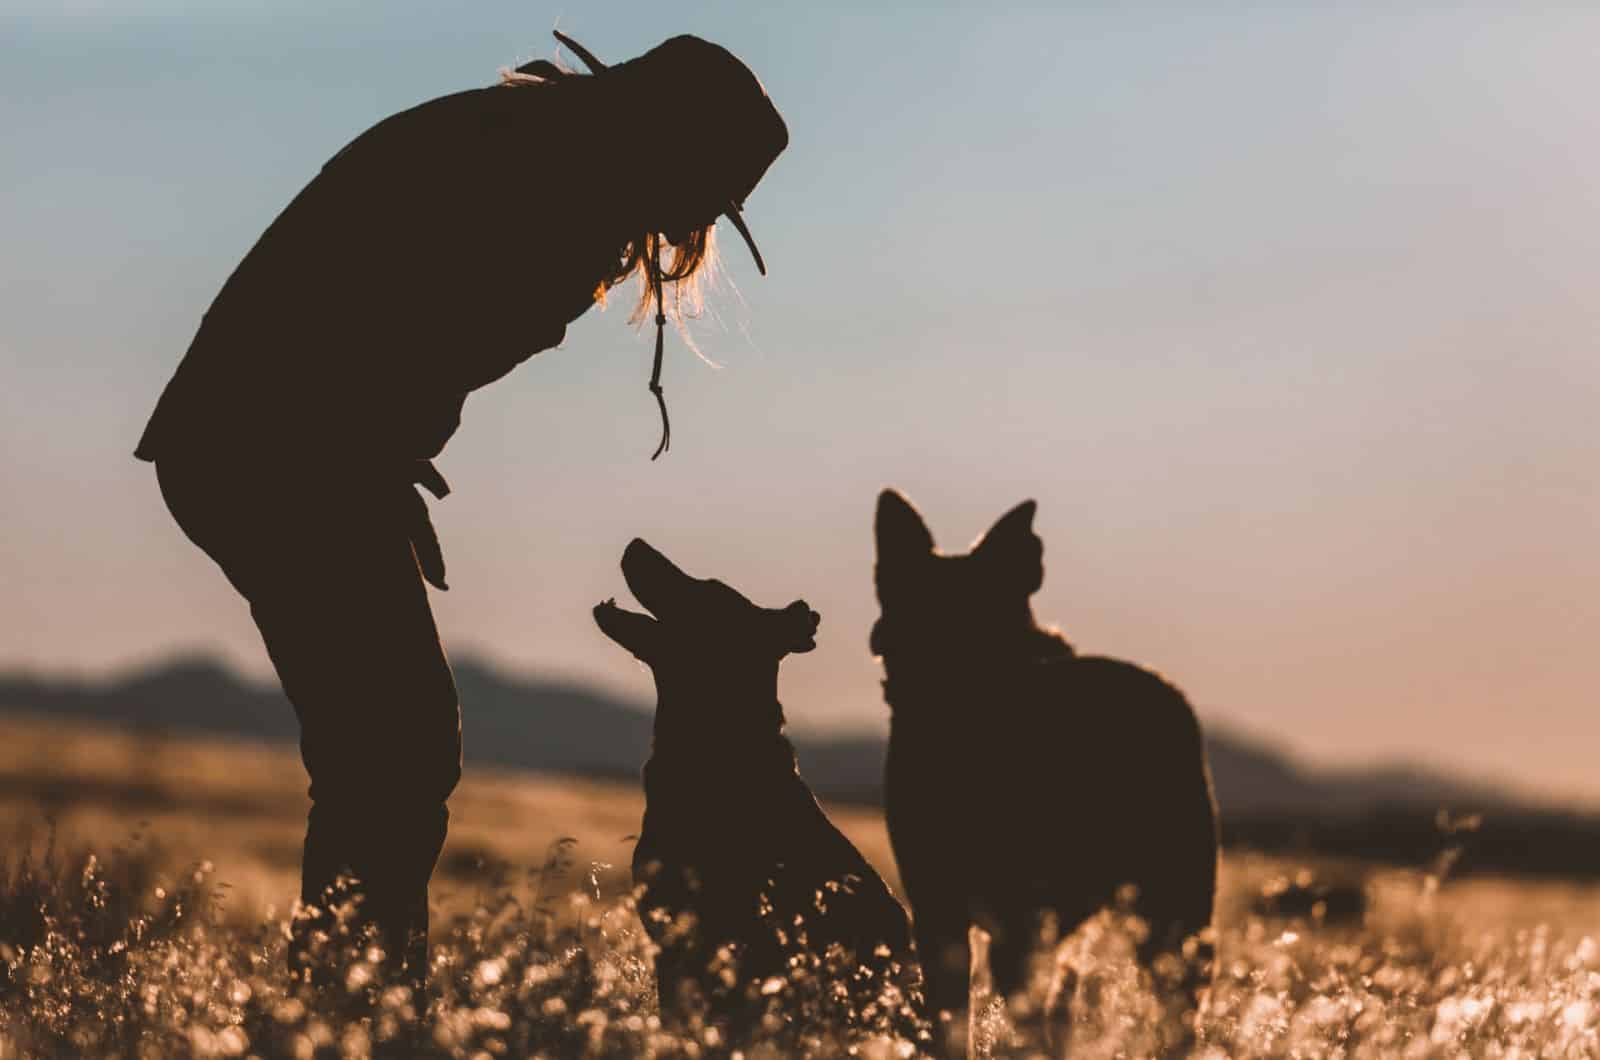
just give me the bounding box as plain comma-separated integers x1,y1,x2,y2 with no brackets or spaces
3,3,1596,802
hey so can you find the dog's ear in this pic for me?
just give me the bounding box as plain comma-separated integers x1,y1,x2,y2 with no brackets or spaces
975,499,1043,594
770,599,820,656
876,489,934,563
593,599,661,663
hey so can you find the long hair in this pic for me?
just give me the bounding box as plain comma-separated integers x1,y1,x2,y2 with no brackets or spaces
499,64,720,330
610,224,718,328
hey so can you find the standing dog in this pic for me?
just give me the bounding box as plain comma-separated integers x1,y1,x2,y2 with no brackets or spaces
872,490,1218,1035
594,539,923,1045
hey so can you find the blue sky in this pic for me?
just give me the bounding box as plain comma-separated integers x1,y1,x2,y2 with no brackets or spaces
3,3,1597,800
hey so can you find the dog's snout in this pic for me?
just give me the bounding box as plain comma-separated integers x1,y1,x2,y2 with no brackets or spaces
619,538,697,619
621,538,657,572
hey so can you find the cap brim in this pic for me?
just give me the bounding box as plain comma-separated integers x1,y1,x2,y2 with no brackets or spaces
723,203,767,276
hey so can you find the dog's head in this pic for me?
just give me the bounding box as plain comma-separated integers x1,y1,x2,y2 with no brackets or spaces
594,539,820,693
871,489,1043,659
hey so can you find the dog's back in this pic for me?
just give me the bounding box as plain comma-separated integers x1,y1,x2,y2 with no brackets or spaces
889,652,1217,995
873,491,1218,1025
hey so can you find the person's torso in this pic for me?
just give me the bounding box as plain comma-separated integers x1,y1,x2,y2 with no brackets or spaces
137,83,618,466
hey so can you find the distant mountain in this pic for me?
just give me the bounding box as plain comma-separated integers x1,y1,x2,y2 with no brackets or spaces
0,653,654,782
0,653,1523,819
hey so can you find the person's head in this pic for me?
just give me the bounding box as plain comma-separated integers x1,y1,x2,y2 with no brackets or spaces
506,33,788,321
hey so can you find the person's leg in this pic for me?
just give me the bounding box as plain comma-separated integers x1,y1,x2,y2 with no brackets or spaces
250,530,460,987
155,458,462,986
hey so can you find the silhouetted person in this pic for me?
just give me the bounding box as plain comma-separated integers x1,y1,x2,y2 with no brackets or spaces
593,540,925,1047
134,33,787,986
872,489,1219,1050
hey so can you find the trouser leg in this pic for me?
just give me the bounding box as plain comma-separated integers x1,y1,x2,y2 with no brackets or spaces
246,529,462,987
296,799,449,982
155,457,462,987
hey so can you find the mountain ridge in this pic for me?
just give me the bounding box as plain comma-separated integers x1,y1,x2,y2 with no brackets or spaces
0,651,1532,819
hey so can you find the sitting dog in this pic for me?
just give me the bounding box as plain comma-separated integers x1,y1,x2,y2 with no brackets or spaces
594,538,923,1045
871,490,1219,1035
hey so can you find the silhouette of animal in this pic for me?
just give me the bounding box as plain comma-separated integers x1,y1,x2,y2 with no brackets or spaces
871,489,1219,1031
594,539,924,1043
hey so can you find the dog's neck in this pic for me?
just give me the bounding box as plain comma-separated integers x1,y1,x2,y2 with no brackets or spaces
879,621,1074,716
646,661,794,767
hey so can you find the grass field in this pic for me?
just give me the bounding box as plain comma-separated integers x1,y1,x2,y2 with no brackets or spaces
5,714,1600,1057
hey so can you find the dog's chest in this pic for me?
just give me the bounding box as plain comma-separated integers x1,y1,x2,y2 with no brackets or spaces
634,756,824,884
884,659,1149,827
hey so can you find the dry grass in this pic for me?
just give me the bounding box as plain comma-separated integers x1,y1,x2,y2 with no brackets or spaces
5,715,1600,1057
0,714,901,924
